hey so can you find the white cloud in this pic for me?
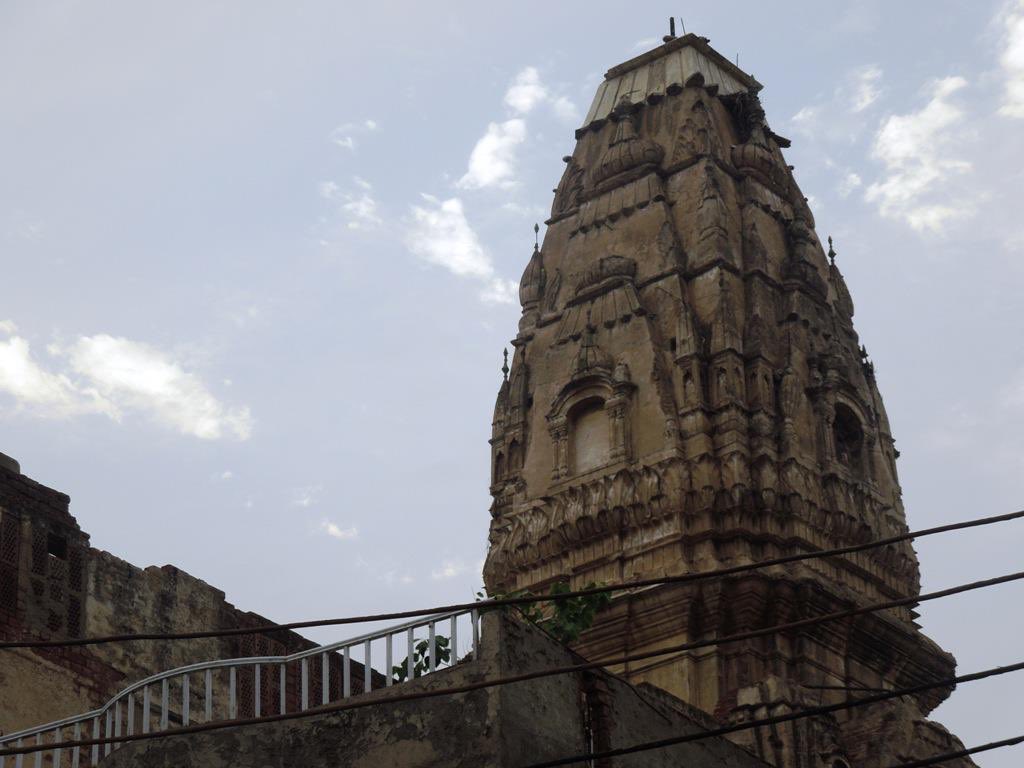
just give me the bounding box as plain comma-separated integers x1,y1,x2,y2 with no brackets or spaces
320,178,383,230
292,485,321,508
320,518,358,541
406,195,494,278
505,67,548,114
457,118,527,190
788,65,882,138
341,193,382,229
0,327,250,439
838,172,863,198
0,320,18,335
330,119,378,151
431,559,467,580
865,77,973,233
789,105,822,136
480,278,519,305
0,335,111,418
62,335,253,440
503,66,579,122
632,37,659,51
318,180,339,199
851,65,883,112
220,470,233,480
999,0,1024,117
551,95,580,123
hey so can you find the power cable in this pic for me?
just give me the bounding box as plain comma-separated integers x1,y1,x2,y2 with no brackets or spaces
884,734,1024,767
523,661,1024,767
3,508,1022,650
2,568,1021,758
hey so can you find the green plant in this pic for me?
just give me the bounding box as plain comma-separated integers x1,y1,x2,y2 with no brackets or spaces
476,582,611,645
392,635,451,683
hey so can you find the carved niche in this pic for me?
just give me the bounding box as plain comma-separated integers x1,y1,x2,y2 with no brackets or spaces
547,320,636,482
671,97,722,164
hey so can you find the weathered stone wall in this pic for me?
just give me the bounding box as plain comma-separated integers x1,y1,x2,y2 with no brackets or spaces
0,462,370,737
103,612,772,768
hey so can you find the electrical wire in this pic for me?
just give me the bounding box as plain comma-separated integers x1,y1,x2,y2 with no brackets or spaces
2,568,1021,758
884,734,1024,767
522,661,1024,767
3,508,1022,650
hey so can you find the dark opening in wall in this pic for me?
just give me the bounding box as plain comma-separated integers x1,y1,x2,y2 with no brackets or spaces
46,532,67,560
833,403,864,474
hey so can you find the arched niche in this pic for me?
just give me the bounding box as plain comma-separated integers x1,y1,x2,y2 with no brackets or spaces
569,397,609,475
833,401,865,474
547,372,635,482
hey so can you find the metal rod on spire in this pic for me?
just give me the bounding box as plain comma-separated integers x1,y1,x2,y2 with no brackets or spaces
663,18,676,43
534,223,540,251
501,348,509,381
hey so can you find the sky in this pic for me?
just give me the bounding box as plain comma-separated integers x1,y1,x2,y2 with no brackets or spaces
1,0,1023,762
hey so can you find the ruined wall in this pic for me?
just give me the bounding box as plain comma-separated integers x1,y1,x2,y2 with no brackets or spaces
0,462,367,737
103,612,772,768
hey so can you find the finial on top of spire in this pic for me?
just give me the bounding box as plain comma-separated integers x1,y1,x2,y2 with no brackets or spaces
534,222,540,252
501,348,509,381
663,17,676,43
827,235,837,266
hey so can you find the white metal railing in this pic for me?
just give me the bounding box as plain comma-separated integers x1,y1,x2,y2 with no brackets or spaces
0,607,480,767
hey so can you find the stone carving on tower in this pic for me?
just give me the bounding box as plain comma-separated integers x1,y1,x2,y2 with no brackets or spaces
483,33,975,768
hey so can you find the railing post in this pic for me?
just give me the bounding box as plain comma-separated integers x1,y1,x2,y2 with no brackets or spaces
71,722,80,768
321,652,329,705
279,664,287,714
142,686,151,734
406,628,415,681
14,737,23,768
364,639,372,692
385,634,393,687
104,710,112,756
204,669,213,722
90,717,99,765
254,665,261,718
32,734,41,768
343,647,351,698
428,622,436,673
182,674,190,726
51,727,61,767
127,693,135,736
451,615,458,666
160,679,169,731
229,667,237,719
300,659,309,711
472,608,480,656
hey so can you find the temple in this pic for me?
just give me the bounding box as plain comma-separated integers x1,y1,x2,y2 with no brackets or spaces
484,33,974,767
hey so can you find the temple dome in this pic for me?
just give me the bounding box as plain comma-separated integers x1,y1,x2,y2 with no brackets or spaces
518,244,545,307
